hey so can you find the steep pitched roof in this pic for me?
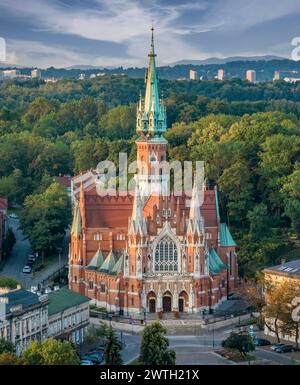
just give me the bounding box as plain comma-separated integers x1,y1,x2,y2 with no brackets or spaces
86,248,104,270
220,223,236,247
110,255,124,275
99,250,116,273
208,248,226,275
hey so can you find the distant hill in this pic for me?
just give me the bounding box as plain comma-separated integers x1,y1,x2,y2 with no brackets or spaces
0,62,25,69
64,64,116,70
171,55,287,66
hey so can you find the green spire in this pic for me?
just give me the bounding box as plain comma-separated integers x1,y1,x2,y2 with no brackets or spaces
144,27,159,114
71,205,82,236
136,27,167,136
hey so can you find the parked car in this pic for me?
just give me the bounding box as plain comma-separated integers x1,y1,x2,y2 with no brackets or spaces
28,254,37,261
275,344,295,353
270,343,285,351
79,359,94,365
9,213,18,219
27,260,34,266
83,352,103,364
254,338,271,346
22,265,32,274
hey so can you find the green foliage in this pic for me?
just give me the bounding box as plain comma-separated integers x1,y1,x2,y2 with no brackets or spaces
222,332,255,356
22,339,79,365
1,75,300,277
0,277,19,290
0,338,16,354
104,327,123,365
139,321,176,365
0,352,22,365
20,182,71,255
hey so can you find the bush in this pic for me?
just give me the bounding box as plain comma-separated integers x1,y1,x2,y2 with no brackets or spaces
0,277,19,289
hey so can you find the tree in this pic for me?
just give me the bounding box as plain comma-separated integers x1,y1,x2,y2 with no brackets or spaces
268,280,300,349
23,339,79,365
247,203,272,241
263,280,288,342
0,338,15,355
0,352,22,365
222,332,255,357
20,182,71,255
284,199,300,239
104,327,123,365
139,322,176,365
237,274,265,316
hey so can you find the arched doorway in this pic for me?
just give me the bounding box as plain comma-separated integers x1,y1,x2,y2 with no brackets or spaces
149,299,156,313
162,291,172,312
178,291,188,312
147,291,156,313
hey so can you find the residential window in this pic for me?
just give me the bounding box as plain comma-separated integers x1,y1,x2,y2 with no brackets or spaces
88,281,94,290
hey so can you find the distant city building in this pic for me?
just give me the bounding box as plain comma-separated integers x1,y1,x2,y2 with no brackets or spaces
90,74,96,79
0,70,4,81
44,77,58,83
273,70,280,81
31,69,41,79
217,69,225,80
189,69,197,80
47,288,90,345
283,77,300,84
3,69,20,79
0,197,8,261
246,70,256,82
79,73,86,80
0,287,49,355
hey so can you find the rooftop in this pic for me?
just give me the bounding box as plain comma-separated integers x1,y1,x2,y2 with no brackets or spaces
47,288,90,316
0,289,43,318
264,258,300,277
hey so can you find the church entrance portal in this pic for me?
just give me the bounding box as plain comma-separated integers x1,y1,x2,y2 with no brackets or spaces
162,293,172,312
178,298,184,312
149,299,156,313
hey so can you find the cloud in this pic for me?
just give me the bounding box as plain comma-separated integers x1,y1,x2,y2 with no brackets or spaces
1,0,300,67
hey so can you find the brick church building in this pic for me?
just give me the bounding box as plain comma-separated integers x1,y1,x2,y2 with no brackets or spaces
69,30,238,316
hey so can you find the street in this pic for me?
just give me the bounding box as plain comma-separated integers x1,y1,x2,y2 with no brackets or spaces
1,216,68,289
100,320,300,365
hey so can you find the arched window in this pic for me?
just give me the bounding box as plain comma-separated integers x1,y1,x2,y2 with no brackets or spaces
154,236,178,272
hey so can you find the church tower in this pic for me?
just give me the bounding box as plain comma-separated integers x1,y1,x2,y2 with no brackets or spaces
136,28,168,198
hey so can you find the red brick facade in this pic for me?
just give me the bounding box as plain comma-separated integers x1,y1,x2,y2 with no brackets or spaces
68,31,238,315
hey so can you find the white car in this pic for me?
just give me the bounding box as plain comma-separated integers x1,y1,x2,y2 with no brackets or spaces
9,213,18,219
22,265,32,274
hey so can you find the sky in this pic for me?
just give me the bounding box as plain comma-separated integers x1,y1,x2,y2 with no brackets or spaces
0,0,300,68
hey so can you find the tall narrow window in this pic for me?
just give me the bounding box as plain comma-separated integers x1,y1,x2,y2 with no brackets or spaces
154,236,178,272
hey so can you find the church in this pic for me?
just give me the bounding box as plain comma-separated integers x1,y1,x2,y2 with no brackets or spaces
69,29,238,316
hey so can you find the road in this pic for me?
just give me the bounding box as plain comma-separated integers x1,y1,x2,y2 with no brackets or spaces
105,321,300,365
1,216,68,289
